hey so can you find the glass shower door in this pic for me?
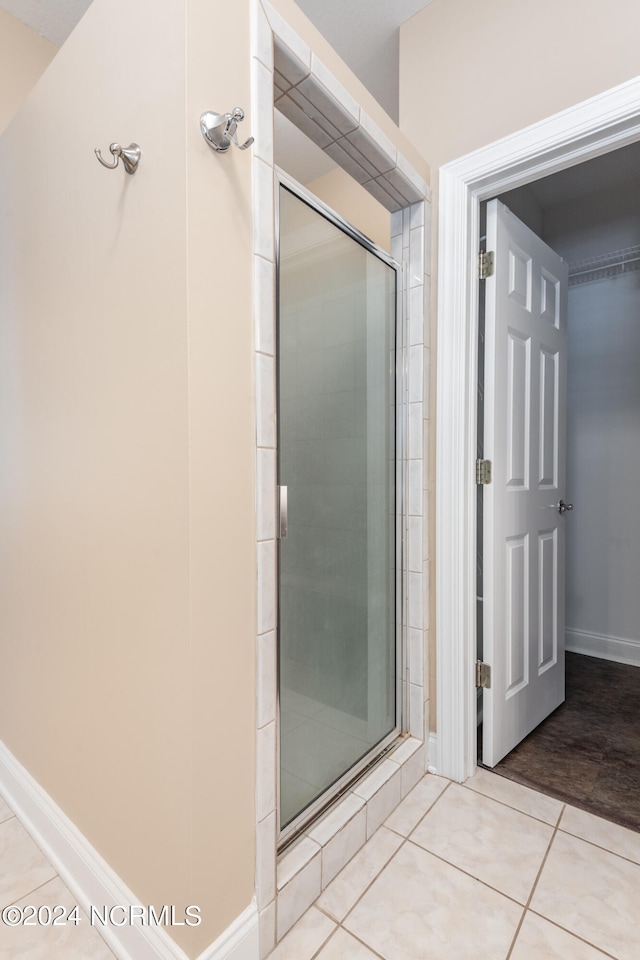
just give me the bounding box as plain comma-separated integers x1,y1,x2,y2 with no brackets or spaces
277,181,399,835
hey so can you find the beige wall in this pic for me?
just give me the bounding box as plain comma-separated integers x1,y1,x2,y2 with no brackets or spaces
0,0,255,954
401,0,640,170
0,9,57,134
0,0,431,951
399,0,640,723
306,167,391,252
184,0,255,942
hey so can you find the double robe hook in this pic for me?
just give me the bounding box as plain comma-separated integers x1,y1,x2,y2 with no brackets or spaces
200,108,254,153
95,142,141,175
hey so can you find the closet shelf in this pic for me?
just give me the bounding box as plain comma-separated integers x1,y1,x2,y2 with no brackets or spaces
568,243,640,286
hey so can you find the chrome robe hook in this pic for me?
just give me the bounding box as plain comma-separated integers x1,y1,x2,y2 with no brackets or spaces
200,108,254,153
95,142,141,174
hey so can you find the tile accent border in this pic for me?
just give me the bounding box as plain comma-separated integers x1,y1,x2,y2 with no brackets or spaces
275,738,425,942
251,2,431,955
0,740,259,960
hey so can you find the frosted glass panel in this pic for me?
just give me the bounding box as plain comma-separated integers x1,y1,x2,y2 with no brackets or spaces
278,185,397,831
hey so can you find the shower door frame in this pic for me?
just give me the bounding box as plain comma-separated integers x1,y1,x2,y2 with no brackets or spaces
251,4,429,944
275,171,406,847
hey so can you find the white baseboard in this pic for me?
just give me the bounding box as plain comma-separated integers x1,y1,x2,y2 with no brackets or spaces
198,904,259,960
427,732,438,775
0,741,259,960
566,629,640,668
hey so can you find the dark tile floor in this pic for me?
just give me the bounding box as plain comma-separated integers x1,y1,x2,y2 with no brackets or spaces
487,652,640,832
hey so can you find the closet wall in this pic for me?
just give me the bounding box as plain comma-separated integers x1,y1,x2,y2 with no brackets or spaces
503,156,640,665
546,182,640,664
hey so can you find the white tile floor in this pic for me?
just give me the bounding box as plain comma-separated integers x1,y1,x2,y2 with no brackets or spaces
0,793,116,959
267,766,640,960
2,768,640,960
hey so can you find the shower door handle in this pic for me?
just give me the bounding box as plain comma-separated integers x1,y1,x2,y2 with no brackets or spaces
278,486,288,539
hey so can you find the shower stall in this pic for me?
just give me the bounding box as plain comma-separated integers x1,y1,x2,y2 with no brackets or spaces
277,177,402,840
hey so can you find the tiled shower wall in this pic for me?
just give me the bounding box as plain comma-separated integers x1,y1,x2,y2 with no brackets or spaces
251,1,431,955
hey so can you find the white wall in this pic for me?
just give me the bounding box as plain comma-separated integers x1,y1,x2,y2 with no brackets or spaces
544,182,640,662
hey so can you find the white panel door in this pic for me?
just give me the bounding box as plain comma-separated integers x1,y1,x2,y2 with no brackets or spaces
482,198,568,767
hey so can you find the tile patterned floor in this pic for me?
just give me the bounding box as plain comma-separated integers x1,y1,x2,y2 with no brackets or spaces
2,767,640,959
0,793,116,959
268,766,640,960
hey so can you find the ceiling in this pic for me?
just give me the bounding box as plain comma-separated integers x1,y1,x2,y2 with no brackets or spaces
0,0,92,48
295,0,432,119
0,0,432,120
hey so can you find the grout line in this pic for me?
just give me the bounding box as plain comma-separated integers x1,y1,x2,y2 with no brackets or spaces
526,909,620,960
327,834,409,928
339,836,408,926
404,838,528,911
461,776,564,828
401,779,452,840
504,804,564,960
503,907,527,960
307,924,339,960
555,820,640,867
381,820,409,840
338,926,387,959
313,900,340,925
7,873,60,905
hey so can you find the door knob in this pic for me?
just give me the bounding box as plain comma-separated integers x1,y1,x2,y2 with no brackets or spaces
558,499,573,514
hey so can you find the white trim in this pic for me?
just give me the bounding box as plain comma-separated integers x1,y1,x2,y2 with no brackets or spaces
566,629,640,668
436,75,640,783
427,732,438,775
0,741,259,960
197,905,259,960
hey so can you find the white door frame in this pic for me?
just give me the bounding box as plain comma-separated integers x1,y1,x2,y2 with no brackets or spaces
435,76,640,783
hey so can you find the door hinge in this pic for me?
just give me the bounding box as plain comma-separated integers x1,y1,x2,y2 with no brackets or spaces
478,250,494,279
476,458,492,485
476,661,492,689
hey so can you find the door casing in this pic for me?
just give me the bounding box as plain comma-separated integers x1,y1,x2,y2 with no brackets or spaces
436,76,640,783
